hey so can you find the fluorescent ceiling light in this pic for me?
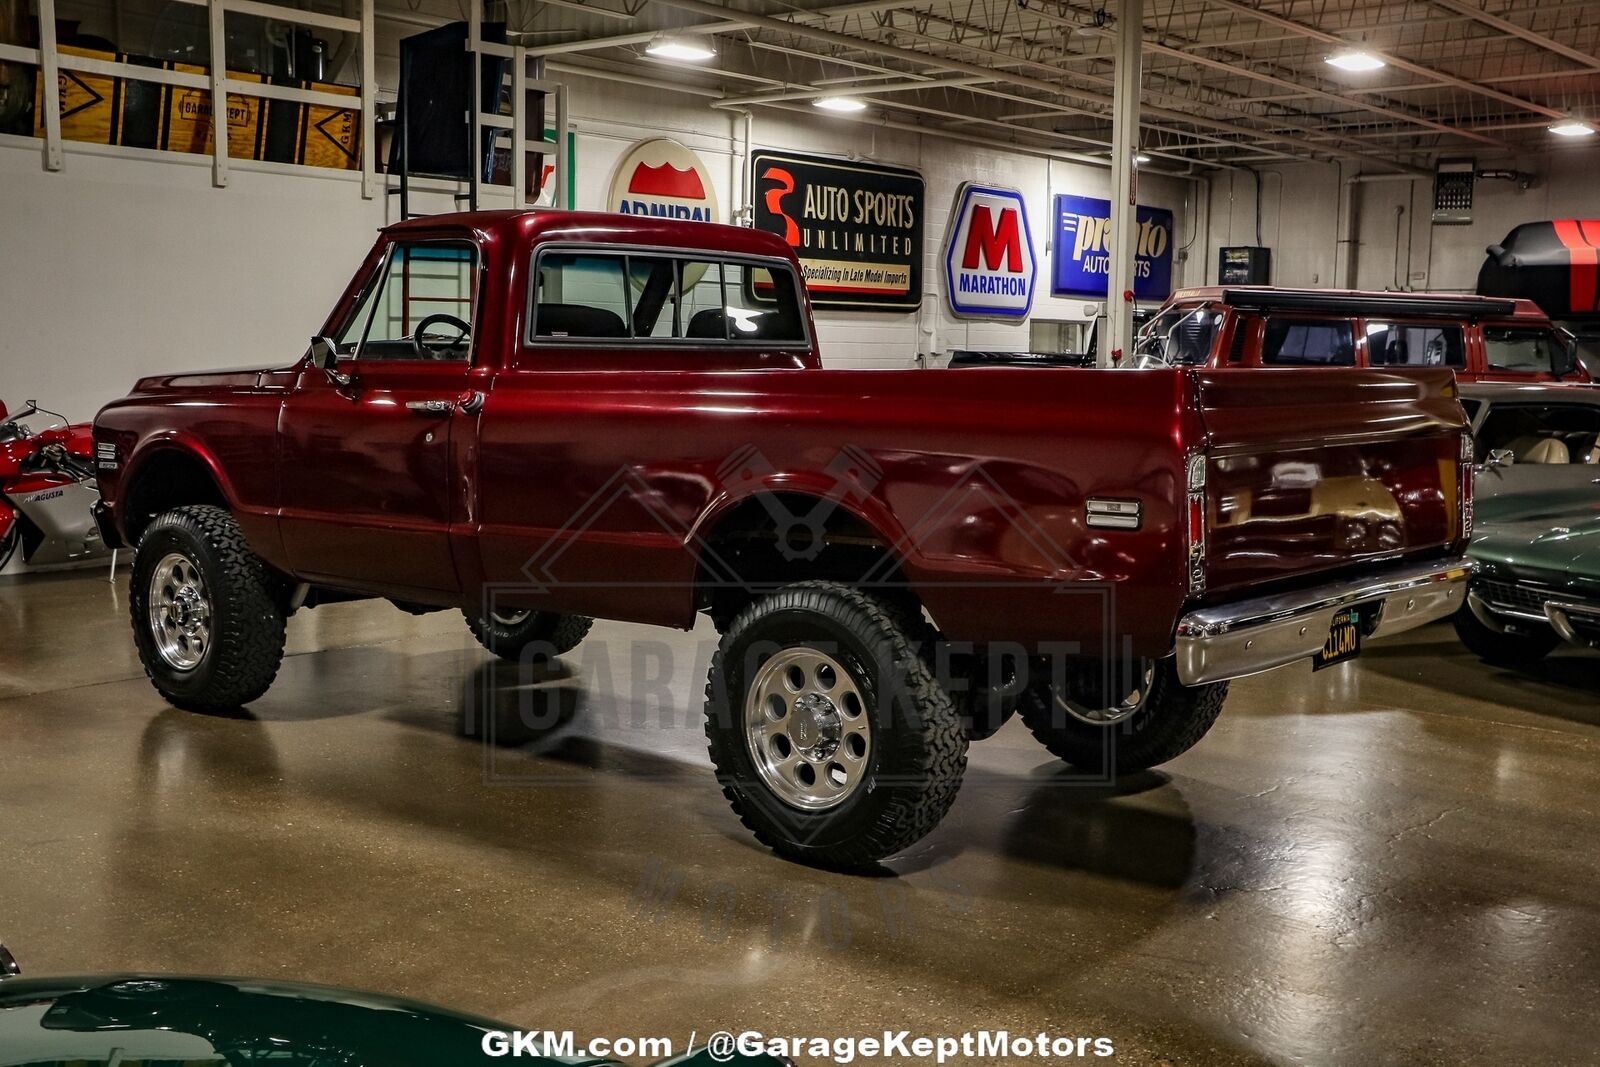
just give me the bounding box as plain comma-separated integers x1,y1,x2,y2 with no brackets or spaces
814,96,868,113
1550,120,1596,138
644,35,715,62
1134,153,1151,163
1325,50,1386,72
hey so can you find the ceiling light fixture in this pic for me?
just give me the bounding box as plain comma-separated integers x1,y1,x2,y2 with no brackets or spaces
644,35,716,62
814,96,868,113
1325,50,1386,72
1134,153,1151,163
1550,119,1596,138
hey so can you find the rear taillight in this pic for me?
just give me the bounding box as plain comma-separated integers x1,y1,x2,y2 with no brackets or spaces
1186,451,1207,596
1460,431,1474,541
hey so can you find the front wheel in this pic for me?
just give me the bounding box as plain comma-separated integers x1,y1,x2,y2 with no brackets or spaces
464,608,592,661
129,505,285,713
704,581,968,871
1018,658,1226,775
1452,602,1559,666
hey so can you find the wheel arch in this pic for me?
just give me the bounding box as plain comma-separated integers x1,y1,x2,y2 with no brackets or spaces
120,439,235,545
689,485,918,623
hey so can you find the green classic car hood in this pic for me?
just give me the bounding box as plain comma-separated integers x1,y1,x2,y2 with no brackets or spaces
0,974,778,1067
1470,511,1600,573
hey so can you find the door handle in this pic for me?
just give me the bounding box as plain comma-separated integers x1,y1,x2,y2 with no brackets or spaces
405,399,454,415
459,390,485,415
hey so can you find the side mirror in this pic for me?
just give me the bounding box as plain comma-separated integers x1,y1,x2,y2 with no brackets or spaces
1482,448,1516,470
309,337,353,387
1553,338,1579,379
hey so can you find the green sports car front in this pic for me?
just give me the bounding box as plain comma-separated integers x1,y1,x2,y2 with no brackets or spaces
1467,512,1600,649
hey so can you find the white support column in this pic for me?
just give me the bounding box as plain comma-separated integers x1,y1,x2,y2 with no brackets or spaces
1103,0,1143,366
511,50,527,209
467,0,482,210
553,85,569,210
359,0,375,198
207,0,229,186
37,0,62,171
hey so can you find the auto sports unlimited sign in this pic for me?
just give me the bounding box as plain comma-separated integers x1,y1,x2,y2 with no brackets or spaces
751,149,924,311
608,137,718,222
1052,194,1174,301
943,183,1036,319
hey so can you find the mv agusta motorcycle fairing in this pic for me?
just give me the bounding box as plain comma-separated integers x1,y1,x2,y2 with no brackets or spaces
0,399,109,571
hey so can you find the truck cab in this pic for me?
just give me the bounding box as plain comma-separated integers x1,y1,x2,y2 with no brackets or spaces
1132,287,1587,384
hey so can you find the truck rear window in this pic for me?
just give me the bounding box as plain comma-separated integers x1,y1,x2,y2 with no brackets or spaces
532,250,806,345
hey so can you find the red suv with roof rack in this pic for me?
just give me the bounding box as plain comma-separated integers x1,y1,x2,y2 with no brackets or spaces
1132,287,1588,384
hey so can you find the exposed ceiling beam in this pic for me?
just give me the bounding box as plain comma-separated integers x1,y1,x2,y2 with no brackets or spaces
1426,0,1600,75
1205,0,1569,121
526,0,913,57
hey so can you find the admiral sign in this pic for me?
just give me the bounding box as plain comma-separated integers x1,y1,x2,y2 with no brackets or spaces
1052,194,1174,301
751,149,924,311
943,183,1036,319
608,138,718,223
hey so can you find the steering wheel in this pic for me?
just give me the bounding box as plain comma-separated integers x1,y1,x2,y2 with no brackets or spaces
412,313,471,358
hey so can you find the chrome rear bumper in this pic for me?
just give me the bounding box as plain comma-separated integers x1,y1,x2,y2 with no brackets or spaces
1174,556,1474,686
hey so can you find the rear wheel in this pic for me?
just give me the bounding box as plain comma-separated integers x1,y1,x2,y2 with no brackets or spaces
1453,602,1558,666
129,505,285,713
704,581,968,871
465,608,592,661
1019,658,1227,775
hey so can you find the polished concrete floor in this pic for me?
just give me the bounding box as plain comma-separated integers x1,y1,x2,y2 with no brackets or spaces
5,569,1600,1065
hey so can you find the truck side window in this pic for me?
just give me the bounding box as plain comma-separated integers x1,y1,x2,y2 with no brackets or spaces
1262,318,1354,366
1367,323,1464,367
534,253,630,339
338,242,478,360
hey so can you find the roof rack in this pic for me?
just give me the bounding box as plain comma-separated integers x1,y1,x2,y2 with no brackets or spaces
1219,289,1518,320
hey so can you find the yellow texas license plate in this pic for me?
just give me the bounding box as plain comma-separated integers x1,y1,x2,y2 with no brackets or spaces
1313,608,1363,671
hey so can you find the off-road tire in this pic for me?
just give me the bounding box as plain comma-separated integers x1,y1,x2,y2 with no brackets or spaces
704,581,968,871
1452,602,1558,666
1019,658,1227,775
130,505,285,713
465,609,592,660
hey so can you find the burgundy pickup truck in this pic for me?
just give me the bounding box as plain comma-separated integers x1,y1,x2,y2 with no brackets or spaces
94,210,1473,869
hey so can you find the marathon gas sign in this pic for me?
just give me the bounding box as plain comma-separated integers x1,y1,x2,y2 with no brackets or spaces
943,183,1036,319
608,138,718,223
1052,194,1174,301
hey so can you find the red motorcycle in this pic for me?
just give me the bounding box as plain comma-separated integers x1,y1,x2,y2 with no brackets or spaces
0,399,108,571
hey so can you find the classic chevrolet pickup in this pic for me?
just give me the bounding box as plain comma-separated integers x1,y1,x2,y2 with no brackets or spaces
94,210,1474,869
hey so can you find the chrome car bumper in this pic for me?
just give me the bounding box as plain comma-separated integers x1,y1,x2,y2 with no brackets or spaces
1174,556,1474,686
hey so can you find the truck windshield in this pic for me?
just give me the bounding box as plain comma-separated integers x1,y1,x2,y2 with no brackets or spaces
1129,305,1220,366
1484,327,1566,374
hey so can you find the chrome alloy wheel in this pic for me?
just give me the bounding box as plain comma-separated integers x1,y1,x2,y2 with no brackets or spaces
147,551,212,672
745,647,872,811
1055,658,1157,726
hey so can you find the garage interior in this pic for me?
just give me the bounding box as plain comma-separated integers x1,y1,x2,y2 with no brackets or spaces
4,1,1600,1065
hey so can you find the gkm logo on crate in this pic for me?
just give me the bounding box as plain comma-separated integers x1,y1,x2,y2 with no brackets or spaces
608,137,719,223
942,182,1036,319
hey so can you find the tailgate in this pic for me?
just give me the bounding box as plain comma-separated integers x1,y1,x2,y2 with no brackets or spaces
1194,368,1469,598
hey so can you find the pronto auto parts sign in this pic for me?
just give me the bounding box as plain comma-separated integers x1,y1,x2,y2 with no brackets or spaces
1052,193,1173,301
751,149,924,311
943,183,1036,319
608,138,718,222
